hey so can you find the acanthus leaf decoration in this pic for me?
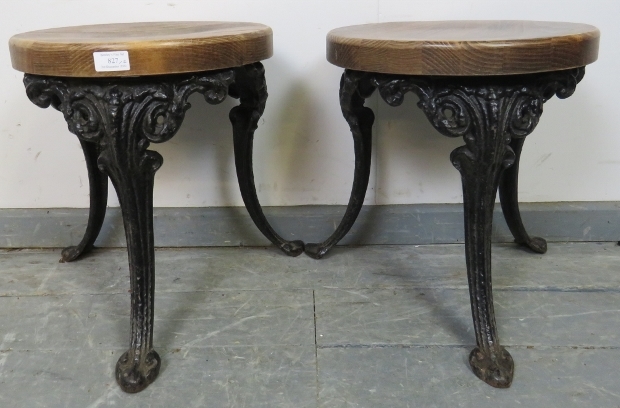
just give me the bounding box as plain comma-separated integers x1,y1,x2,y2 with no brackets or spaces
143,69,235,143
368,67,585,170
24,68,237,146
538,66,585,101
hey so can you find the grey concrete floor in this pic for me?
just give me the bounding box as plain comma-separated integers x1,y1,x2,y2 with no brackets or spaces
0,242,619,407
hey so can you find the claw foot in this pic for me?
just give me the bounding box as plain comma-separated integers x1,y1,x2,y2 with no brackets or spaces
115,349,161,393
60,245,88,263
469,346,514,388
304,242,328,259
518,236,547,254
525,236,547,254
279,240,304,257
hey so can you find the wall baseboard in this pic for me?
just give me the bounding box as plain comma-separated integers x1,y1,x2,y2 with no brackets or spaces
0,202,618,248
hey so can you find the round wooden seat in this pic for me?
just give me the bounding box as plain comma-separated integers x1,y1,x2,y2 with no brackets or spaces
327,21,599,76
9,21,272,77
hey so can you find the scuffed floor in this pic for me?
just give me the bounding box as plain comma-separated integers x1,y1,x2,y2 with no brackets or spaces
0,243,619,407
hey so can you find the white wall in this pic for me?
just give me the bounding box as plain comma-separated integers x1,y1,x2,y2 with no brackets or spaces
0,0,617,208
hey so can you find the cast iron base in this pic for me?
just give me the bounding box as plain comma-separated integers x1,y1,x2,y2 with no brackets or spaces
23,62,291,393
469,347,514,389
115,350,162,394
518,236,548,254
304,242,328,259
310,67,585,388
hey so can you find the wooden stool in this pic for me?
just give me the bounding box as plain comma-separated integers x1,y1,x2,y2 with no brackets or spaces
9,22,303,393
311,21,600,388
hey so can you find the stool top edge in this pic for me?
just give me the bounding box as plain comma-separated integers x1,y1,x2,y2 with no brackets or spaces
10,21,272,45
327,21,600,43
9,21,273,77
326,20,600,76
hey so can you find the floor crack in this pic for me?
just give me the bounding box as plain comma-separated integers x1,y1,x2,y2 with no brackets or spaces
313,289,319,407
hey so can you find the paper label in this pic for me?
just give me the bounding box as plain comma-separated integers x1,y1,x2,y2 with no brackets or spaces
93,51,130,72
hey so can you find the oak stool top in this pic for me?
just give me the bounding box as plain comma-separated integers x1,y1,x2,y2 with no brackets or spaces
327,20,599,75
9,21,273,77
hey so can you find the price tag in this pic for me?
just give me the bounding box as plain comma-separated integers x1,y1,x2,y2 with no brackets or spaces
93,51,130,72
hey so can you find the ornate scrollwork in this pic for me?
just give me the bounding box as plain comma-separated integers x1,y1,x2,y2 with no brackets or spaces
372,67,584,139
24,69,235,146
24,68,239,185
369,67,585,171
539,66,585,101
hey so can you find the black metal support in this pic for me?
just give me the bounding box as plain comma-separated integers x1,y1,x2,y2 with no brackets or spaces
441,85,521,388
230,64,304,256
60,139,108,262
23,62,293,393
317,67,585,387
98,115,162,393
305,71,376,259
499,136,547,253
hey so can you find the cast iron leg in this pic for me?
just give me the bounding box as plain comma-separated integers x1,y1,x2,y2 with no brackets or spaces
25,67,288,393
373,74,524,388
305,70,375,259
229,64,304,257
97,131,162,394
498,137,547,253
344,67,585,388
451,140,515,388
24,68,291,393
60,139,109,262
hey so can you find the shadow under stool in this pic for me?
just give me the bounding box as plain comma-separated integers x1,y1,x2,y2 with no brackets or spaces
306,20,600,388
9,21,303,393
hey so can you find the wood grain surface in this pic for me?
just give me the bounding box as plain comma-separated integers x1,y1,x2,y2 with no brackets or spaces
327,21,600,75
9,22,273,77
